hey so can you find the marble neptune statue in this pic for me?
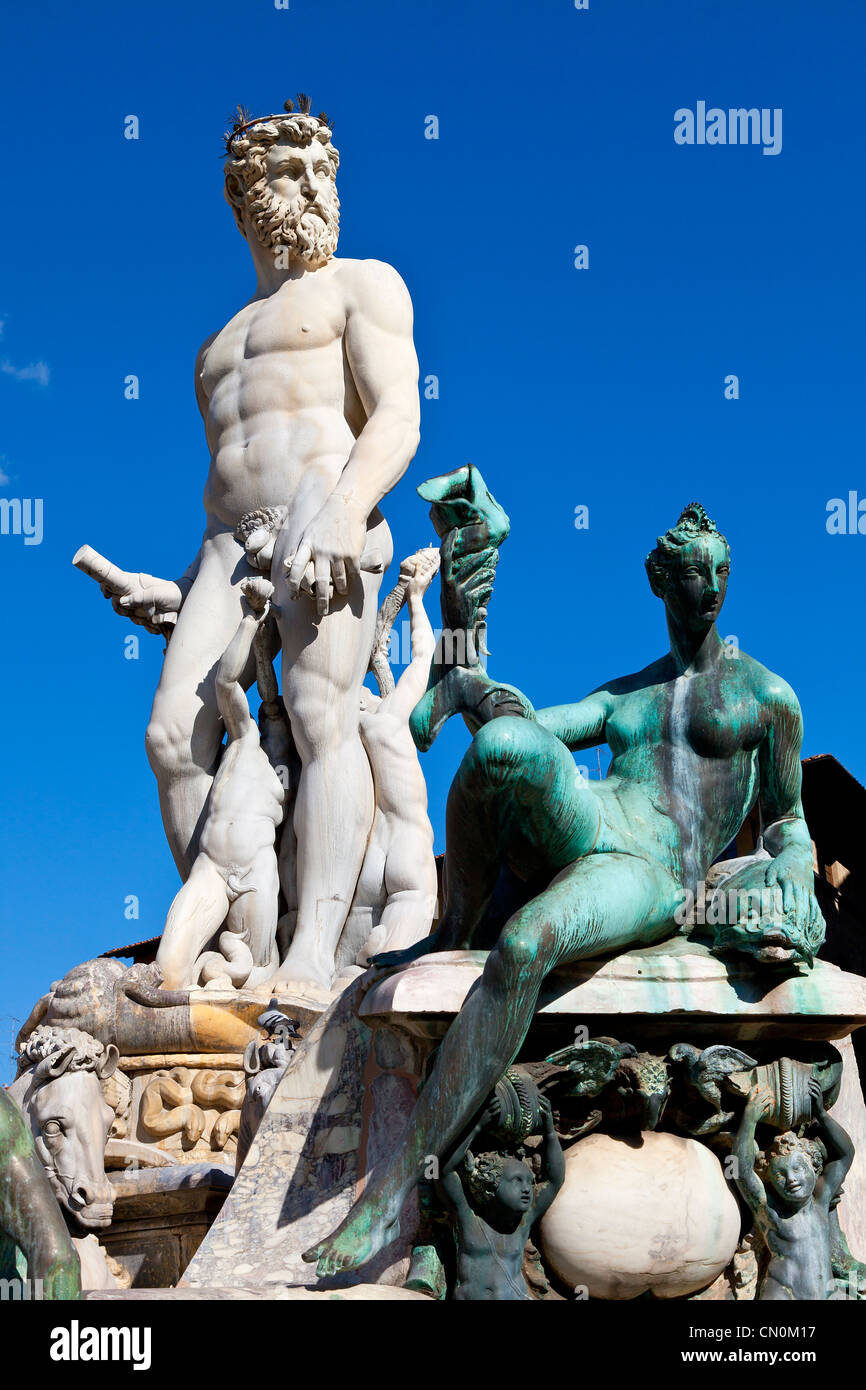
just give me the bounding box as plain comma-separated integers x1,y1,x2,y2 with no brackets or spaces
304,500,826,1275
74,97,420,990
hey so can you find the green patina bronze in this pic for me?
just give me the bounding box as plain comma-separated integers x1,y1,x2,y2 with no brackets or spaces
409,464,533,749
0,1088,81,1299
733,1075,854,1300
434,1090,564,1301
303,475,826,1279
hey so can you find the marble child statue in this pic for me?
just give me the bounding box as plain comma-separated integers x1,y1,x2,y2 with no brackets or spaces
156,578,291,990
74,95,420,992
304,498,827,1276
435,1095,564,1301
356,546,441,962
733,1079,854,1300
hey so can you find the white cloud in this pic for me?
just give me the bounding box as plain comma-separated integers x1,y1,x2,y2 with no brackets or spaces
1,359,50,386
0,319,50,385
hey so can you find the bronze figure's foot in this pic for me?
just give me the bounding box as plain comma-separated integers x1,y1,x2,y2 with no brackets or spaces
302,1193,402,1276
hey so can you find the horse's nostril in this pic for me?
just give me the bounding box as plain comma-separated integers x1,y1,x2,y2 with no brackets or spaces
71,1180,110,1207
68,1183,114,1227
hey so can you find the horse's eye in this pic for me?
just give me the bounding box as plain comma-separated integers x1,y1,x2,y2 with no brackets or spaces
42,1120,62,1136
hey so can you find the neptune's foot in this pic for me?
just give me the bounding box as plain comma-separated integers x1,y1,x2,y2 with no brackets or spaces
301,1193,402,1277
369,935,440,969
369,920,472,969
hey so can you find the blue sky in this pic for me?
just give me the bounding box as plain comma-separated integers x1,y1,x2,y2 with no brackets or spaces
1,0,864,1070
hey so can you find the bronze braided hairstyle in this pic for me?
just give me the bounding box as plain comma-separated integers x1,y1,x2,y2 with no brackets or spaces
645,502,730,595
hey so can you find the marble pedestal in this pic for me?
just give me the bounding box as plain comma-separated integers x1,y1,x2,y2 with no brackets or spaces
359,937,866,1045
101,1164,233,1288
183,941,866,1294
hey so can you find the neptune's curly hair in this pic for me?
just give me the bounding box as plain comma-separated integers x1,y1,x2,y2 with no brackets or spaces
223,111,339,239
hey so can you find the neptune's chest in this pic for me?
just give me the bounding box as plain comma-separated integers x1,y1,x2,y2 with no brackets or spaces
201,287,345,394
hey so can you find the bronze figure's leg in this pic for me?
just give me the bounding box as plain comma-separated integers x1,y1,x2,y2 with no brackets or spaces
308,722,681,1275
372,716,601,964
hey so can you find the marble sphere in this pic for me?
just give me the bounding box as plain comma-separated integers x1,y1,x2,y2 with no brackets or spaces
538,1131,741,1299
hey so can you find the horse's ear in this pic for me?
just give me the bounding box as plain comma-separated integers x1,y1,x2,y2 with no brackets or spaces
243,1040,261,1076
97,1044,119,1081
35,1045,76,1080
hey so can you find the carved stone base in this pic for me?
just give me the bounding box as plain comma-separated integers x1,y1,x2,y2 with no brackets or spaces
359,940,866,1044
182,978,421,1291
182,945,866,1297
86,1284,431,1301
101,1164,233,1288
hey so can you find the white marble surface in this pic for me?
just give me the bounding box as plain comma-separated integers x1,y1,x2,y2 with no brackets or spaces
538,1131,741,1299
360,940,866,1040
